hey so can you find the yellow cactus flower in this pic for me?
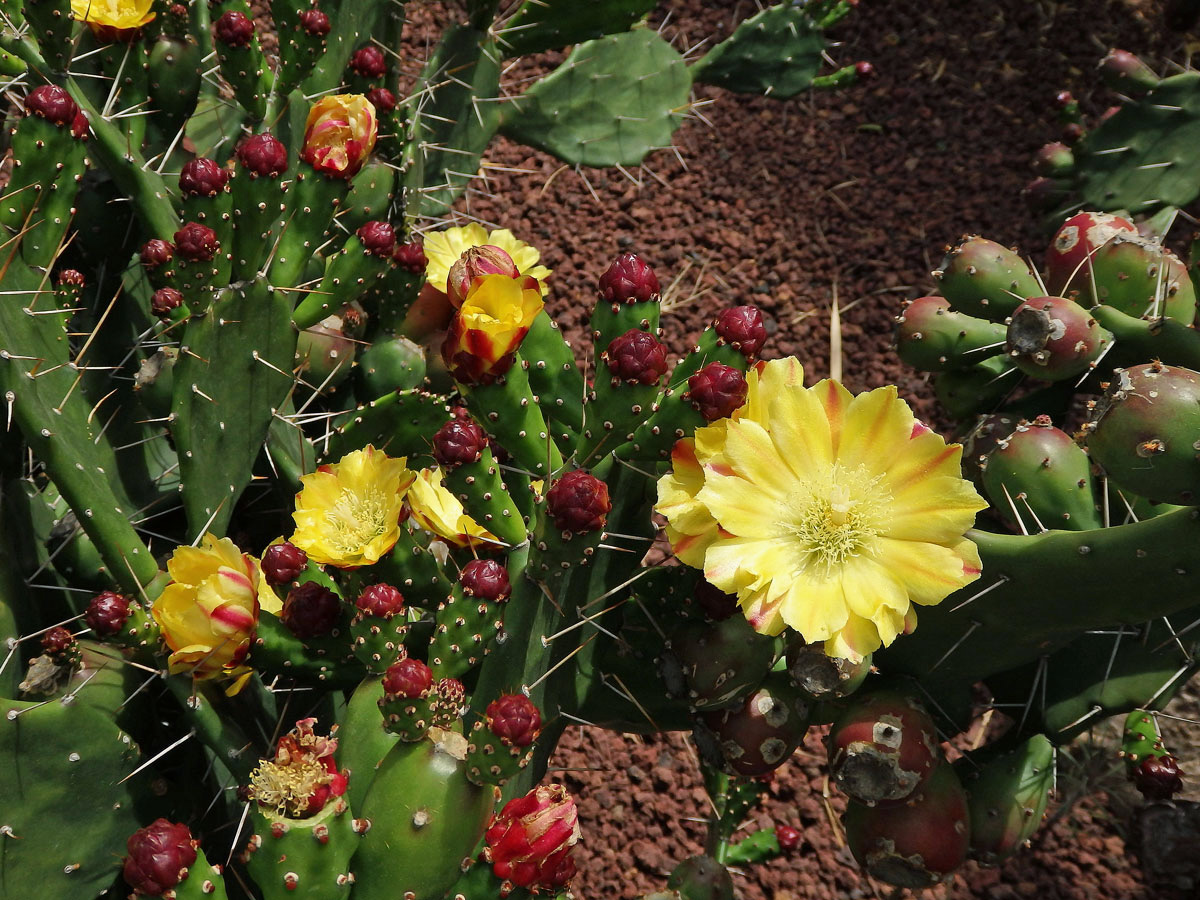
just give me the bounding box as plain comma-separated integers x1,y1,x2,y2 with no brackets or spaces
70,0,155,33
301,94,377,179
291,446,415,568
407,468,505,549
442,273,545,384
656,358,987,662
152,535,262,689
423,224,551,296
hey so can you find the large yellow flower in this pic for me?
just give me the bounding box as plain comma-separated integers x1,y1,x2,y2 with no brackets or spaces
291,446,415,567
656,358,987,661
407,468,505,549
423,224,551,295
152,534,262,689
70,0,154,31
442,273,544,384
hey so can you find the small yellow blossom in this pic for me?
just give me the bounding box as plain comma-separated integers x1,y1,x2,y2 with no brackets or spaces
424,224,550,296
407,468,505,548
70,0,155,32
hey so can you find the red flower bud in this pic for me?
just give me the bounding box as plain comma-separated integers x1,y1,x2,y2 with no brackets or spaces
484,785,580,892
151,288,185,318
436,677,466,718
281,582,342,639
715,305,767,357
56,269,86,289
236,133,288,178
355,583,406,618
71,111,89,141
356,220,395,257
140,238,174,269
214,10,254,47
603,329,668,385
349,45,387,80
122,819,198,897
173,222,219,263
393,241,427,274
460,558,511,601
86,590,132,636
447,245,520,308
382,657,432,698
1061,122,1085,144
25,85,79,126
1133,755,1184,801
432,419,488,468
178,157,229,198
261,541,307,585
686,362,748,421
366,87,397,113
598,252,659,304
1054,90,1075,109
41,626,75,658
486,694,541,747
775,824,802,851
546,470,611,534
299,8,330,35
855,61,876,79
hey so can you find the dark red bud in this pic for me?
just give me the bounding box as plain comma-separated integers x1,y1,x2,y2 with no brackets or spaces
1061,122,1085,144
86,591,132,636
236,133,288,178
56,269,86,289
775,824,802,852
1133,755,1184,801
382,656,432,698
715,305,767,357
261,542,308,585
70,111,89,140
40,626,75,658
349,45,388,80
686,362,748,421
173,223,219,263
855,61,876,79
122,819,197,897
356,221,396,257
25,85,79,126
1054,90,1075,109
393,241,427,274
141,239,174,269
604,329,668,385
178,157,229,198
281,582,342,639
366,87,397,113
546,470,611,534
486,694,541,747
151,288,185,318
355,583,406,618
299,8,330,36
214,10,254,47
432,419,488,467
436,677,466,716
459,558,511,601
598,252,660,304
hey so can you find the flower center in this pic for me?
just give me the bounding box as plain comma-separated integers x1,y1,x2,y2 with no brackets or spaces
785,465,889,578
250,758,330,818
323,487,391,553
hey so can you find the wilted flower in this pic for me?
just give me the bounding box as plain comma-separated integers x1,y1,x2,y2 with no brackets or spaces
441,274,544,384
249,718,348,819
70,0,155,36
300,94,377,179
406,468,504,548
423,224,550,296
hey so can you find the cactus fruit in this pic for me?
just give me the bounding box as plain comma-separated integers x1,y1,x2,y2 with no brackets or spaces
379,657,437,741
466,693,541,786
934,236,1041,319
895,295,1007,372
1004,295,1112,381
1044,211,1136,296
1083,234,1196,323
786,640,872,701
959,734,1054,864
659,615,778,711
122,819,199,897
696,674,810,776
664,856,735,900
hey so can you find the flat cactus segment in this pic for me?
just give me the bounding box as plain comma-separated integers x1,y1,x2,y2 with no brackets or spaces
170,282,297,537
323,389,452,463
496,0,656,57
500,29,692,167
689,4,829,99
1077,71,1200,213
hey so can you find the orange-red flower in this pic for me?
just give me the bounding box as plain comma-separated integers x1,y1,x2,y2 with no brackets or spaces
301,94,377,179
442,274,544,384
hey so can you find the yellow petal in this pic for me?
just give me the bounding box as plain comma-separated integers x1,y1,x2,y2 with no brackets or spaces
778,576,849,644
886,474,987,543
873,536,982,606
834,385,916,474
810,379,854,457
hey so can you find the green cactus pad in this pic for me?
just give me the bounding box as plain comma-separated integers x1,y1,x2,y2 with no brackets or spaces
324,389,451,463
500,28,692,168
497,0,656,57
243,797,357,899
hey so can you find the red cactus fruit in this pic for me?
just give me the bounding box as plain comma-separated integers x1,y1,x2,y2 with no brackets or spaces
71,111,89,140
356,220,396,257
700,679,809,777
486,694,541,747
349,45,387,79
1061,122,1085,143
446,245,521,307
1054,90,1075,109
56,269,86,289
485,785,580,892
260,541,307,585
686,362,748,421
598,252,660,304
1045,211,1136,295
855,61,876,79
828,689,941,806
25,85,79,125
178,157,229,198
236,133,288,178
1100,49,1160,94
140,238,174,269
435,677,466,718
40,626,75,658
546,470,611,533
355,583,406,618
1032,141,1074,177
1005,295,1111,381
843,764,970,888
214,10,254,46
604,329,668,385
122,819,198,896
432,418,488,467
715,305,767,357
775,824,802,852
151,288,184,318
393,241,427,273
1133,755,1184,801
460,558,512,601
173,223,219,263
86,591,132,636
281,582,342,639
382,657,432,698
366,87,397,113
298,8,330,35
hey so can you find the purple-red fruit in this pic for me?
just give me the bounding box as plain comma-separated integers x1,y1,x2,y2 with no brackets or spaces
86,591,132,635
486,694,541,747
151,288,184,318
545,470,611,533
1133,755,1184,801
214,10,254,46
299,8,330,35
686,362,748,421
261,541,307,585
356,221,395,257
140,239,174,269
604,329,668,385
828,690,941,806
25,85,79,125
281,582,341,639
598,252,659,303
393,241,427,273
855,61,876,79
432,419,488,467
775,825,802,852
178,158,228,197
350,45,387,79
355,583,405,618
41,626,75,657
367,87,397,113
236,133,288,178
173,223,219,263
1045,211,1136,296
71,111,89,141
1005,295,1111,381
460,558,512,601
123,819,198,896
715,305,767,357
701,680,809,776
382,657,432,698
56,269,85,289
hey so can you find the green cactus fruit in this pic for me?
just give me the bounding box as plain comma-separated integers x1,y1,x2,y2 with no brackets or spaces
356,335,427,396
895,295,1008,372
500,28,691,167
961,412,1021,492
351,729,497,900
1032,142,1075,178
980,415,1102,532
1085,234,1197,323
934,236,1042,320
295,227,396,330
429,588,505,680
785,640,871,701
458,358,564,478
1005,295,1113,381
695,672,810,776
581,327,670,463
1085,361,1200,503
658,614,779,711
933,355,1017,420
960,734,1054,865
2,86,83,238
1100,49,1161,96
436,422,529,547
213,9,271,121
723,827,785,866
497,0,656,57
243,796,357,899
21,0,73,69
827,688,941,807
1122,708,1170,771
464,692,541,787
296,314,357,390
1044,211,1136,296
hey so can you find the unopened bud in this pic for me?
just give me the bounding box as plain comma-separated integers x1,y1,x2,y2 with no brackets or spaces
447,245,520,307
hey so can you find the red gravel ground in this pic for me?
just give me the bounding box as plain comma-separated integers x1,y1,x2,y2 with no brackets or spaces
407,0,1192,896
